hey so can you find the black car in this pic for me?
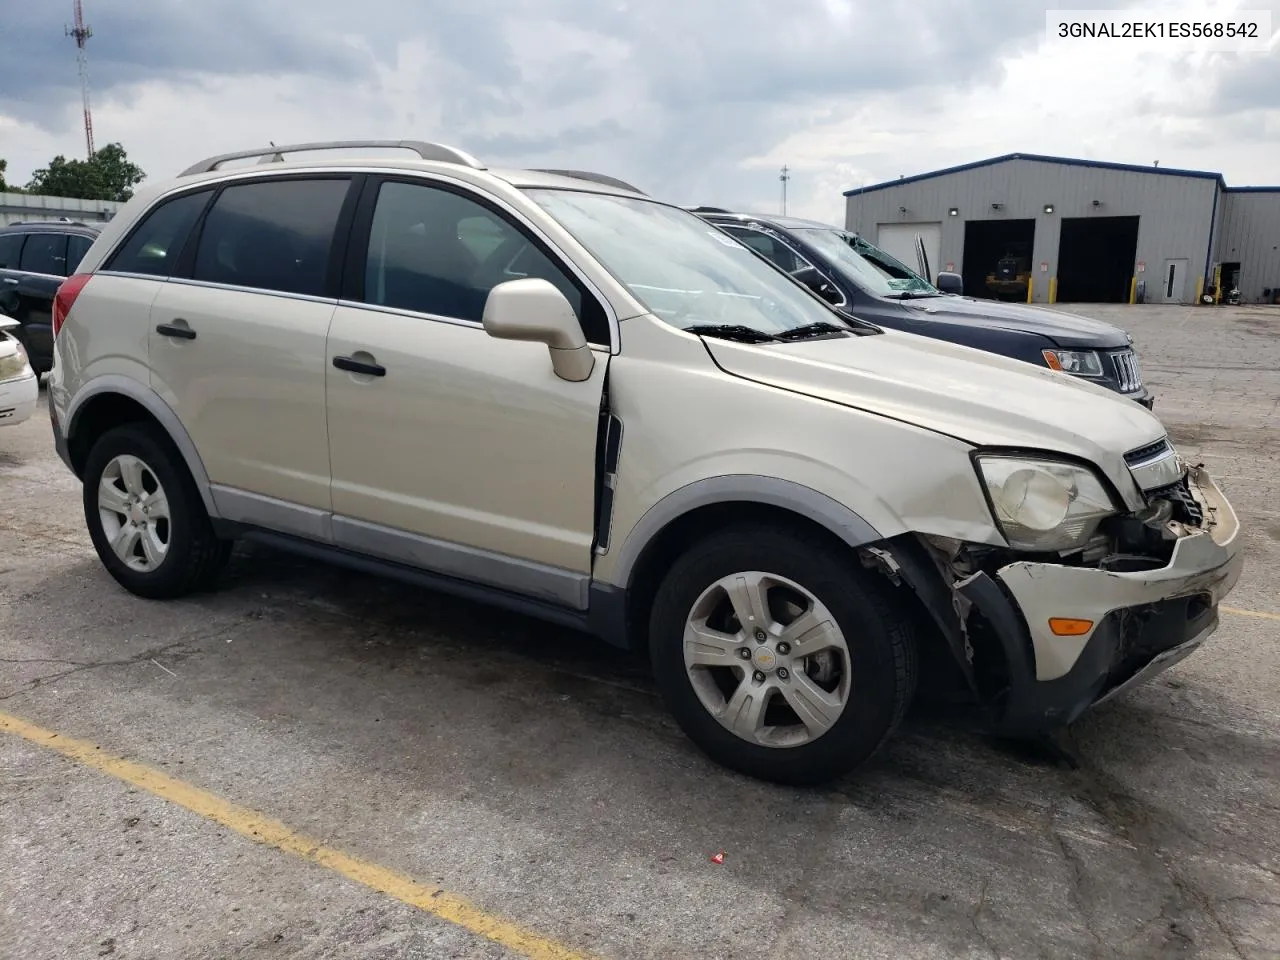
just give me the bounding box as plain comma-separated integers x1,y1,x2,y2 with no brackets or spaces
694,210,1152,407
0,220,102,375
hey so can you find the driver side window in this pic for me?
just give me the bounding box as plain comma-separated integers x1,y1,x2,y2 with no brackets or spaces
361,181,609,344
721,226,808,273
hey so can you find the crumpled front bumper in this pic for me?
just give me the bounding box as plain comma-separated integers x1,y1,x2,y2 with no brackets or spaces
958,464,1243,734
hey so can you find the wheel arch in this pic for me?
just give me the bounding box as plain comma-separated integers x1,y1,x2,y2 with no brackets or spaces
600,476,891,652
65,376,220,519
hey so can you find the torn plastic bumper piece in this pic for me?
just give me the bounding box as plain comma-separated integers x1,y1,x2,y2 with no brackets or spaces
956,465,1244,735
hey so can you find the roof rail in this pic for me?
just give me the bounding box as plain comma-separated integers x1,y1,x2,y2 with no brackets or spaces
530,169,647,195
179,140,486,177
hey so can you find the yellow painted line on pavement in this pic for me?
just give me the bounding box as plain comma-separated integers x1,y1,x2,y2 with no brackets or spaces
1223,606,1280,622
0,710,596,960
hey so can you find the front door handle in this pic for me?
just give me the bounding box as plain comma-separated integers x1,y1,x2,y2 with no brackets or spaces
333,355,386,377
156,322,197,340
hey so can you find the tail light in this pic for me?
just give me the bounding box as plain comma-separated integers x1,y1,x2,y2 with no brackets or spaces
52,273,93,338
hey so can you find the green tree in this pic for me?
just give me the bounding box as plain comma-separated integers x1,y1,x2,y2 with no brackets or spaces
0,157,9,192
26,143,146,202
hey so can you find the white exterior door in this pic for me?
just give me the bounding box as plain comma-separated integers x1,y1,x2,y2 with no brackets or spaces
876,222,942,281
1162,258,1189,303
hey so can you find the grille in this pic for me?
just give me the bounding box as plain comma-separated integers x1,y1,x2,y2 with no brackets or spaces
1146,475,1204,526
1124,438,1171,466
1110,349,1143,392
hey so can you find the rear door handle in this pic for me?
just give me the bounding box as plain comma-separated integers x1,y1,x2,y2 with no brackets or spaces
2,278,17,285
333,355,386,377
156,322,196,340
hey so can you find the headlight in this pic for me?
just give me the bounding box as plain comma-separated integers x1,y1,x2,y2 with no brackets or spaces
0,340,31,381
1041,349,1103,377
975,455,1117,552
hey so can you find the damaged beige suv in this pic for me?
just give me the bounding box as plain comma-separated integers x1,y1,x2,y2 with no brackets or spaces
48,140,1244,785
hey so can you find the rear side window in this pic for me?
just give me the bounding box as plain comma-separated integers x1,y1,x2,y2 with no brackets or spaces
106,191,211,276
19,233,68,275
0,233,24,269
67,234,94,273
193,178,350,297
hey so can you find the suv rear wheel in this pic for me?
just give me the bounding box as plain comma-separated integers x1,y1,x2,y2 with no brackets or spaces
648,524,918,785
82,423,232,599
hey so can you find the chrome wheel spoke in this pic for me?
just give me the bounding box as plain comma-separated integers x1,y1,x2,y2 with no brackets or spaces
781,608,846,655
140,525,167,567
724,573,771,635
118,456,147,497
110,523,141,562
781,672,844,738
97,477,130,515
141,489,170,521
685,619,743,667
722,678,771,740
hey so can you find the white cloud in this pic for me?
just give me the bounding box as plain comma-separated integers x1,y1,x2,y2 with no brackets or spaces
2,0,1276,228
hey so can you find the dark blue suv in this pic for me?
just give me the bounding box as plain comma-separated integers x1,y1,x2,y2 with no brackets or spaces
695,210,1152,407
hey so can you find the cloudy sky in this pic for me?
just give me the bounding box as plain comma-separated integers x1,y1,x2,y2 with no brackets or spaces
1,0,1277,223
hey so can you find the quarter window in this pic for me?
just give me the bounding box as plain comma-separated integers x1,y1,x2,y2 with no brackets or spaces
19,233,68,275
360,180,609,344
193,178,350,297
0,233,24,269
106,190,211,277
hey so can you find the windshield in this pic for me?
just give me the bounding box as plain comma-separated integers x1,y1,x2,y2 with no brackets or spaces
793,227,939,297
524,190,852,337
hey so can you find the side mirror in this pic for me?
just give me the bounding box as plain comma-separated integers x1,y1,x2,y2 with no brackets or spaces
935,271,964,296
791,265,843,305
482,278,595,382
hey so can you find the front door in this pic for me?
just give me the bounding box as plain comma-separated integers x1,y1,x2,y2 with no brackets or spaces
324,177,610,604
1162,258,1189,303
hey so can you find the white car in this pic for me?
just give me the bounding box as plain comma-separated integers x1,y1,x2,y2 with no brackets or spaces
0,316,38,428
47,140,1244,785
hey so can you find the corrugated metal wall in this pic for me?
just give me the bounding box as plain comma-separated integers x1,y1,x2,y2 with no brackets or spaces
1216,191,1280,303
0,191,121,226
843,159,1219,304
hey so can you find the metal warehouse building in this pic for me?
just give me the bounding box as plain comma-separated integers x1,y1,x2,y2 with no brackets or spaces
843,153,1280,306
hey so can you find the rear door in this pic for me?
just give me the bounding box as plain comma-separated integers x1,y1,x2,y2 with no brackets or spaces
0,232,26,319
148,175,355,522
324,176,610,595
14,231,70,365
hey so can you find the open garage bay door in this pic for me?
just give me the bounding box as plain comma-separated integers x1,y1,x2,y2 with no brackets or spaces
877,222,941,281
962,219,1036,300
1057,216,1140,303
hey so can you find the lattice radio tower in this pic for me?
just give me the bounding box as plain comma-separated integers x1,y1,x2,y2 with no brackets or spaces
66,0,95,157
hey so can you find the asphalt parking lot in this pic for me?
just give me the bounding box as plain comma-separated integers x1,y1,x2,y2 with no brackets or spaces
2,303,1279,960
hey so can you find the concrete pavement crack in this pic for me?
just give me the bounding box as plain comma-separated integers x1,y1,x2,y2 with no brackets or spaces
0,643,192,701
970,874,1002,960
1047,809,1104,958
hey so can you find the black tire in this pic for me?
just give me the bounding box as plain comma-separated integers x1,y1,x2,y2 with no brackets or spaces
648,524,919,786
82,422,232,599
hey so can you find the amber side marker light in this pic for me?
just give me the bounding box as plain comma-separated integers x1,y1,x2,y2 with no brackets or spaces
1049,618,1094,636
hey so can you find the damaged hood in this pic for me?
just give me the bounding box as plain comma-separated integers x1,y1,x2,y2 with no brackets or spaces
704,327,1166,486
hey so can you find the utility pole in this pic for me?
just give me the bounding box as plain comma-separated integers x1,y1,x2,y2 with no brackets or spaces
780,165,791,216
66,0,95,157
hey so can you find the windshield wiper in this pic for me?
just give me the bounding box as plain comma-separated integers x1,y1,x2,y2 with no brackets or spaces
683,324,779,343
884,291,942,300
774,321,851,341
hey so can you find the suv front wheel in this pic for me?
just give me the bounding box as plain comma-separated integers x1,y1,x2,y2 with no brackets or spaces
82,423,232,599
649,524,919,785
